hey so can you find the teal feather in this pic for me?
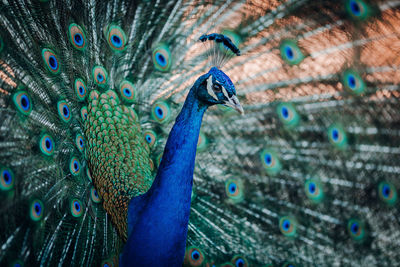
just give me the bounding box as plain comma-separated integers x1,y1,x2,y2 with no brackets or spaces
1,0,400,266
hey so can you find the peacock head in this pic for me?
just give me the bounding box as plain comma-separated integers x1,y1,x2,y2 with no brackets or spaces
196,66,244,114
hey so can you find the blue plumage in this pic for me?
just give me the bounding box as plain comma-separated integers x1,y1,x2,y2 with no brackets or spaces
122,68,242,265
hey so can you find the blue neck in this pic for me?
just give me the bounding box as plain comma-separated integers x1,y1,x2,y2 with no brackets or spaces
121,85,208,266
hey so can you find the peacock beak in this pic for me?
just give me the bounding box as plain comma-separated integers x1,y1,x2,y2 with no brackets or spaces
224,95,244,115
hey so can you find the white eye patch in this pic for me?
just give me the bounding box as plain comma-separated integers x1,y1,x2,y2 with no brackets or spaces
215,78,231,100
206,75,218,101
221,86,230,100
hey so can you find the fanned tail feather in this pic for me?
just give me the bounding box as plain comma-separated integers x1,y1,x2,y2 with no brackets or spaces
0,0,400,266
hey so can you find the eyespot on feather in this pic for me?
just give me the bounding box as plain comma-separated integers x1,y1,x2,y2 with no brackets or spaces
225,178,244,203
69,157,81,176
151,100,171,123
342,69,365,95
30,199,44,221
13,91,32,115
39,134,55,156
75,134,84,153
0,167,14,191
345,0,372,20
74,78,87,101
231,255,248,267
42,48,60,74
279,216,297,237
152,43,171,72
92,66,108,86
347,219,366,241
280,40,304,65
304,178,324,203
328,124,347,149
57,100,72,123
70,198,83,217
277,103,299,127
106,25,127,51
260,149,281,175
91,186,101,203
184,246,205,266
378,181,397,205
143,130,157,148
68,23,86,50
119,80,136,103
80,106,88,121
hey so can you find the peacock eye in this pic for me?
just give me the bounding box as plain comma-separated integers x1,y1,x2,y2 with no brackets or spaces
212,83,222,93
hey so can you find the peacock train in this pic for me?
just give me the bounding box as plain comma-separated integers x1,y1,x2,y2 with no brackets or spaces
1,0,400,266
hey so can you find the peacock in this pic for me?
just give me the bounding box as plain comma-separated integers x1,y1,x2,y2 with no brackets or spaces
1,0,400,266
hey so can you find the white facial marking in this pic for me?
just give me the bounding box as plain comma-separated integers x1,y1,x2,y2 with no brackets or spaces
206,75,218,100
221,86,230,100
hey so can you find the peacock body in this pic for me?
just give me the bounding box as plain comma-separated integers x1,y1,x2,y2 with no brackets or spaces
1,0,400,266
